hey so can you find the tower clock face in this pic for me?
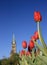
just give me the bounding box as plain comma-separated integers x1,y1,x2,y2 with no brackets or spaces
12,42,16,44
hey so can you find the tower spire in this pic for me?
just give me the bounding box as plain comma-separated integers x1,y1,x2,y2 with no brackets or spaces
10,33,16,56
12,33,16,44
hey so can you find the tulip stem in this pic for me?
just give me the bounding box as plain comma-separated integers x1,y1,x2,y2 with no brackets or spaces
37,22,47,56
33,40,47,56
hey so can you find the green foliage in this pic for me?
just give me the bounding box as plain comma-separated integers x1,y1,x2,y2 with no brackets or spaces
19,46,47,65
0,60,2,65
1,58,9,65
0,53,20,65
19,54,47,65
9,53,20,65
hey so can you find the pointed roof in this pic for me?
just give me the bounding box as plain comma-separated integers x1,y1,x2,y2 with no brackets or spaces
12,33,16,44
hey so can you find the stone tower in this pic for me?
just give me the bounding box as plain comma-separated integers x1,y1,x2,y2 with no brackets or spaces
10,34,16,56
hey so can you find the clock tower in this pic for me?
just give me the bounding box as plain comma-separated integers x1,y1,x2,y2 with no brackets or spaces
10,34,16,56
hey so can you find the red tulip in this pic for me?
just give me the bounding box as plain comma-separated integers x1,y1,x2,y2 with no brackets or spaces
31,35,36,41
26,51,31,56
28,45,32,51
29,40,34,49
34,11,42,22
20,50,25,56
22,41,27,49
34,31,39,40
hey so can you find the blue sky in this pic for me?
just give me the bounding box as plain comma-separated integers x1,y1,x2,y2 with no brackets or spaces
0,0,47,59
